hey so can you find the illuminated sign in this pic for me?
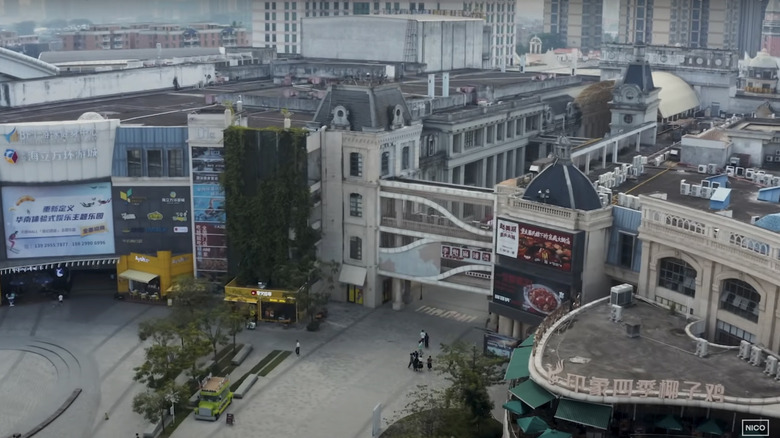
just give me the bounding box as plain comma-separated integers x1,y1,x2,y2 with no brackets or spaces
496,218,575,272
172,211,188,222
135,256,151,263
173,226,189,233
4,149,18,164
251,290,273,297
121,213,136,220
120,188,145,205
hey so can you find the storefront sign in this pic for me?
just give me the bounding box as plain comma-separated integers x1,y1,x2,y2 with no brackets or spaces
147,211,163,221
547,361,726,402
251,290,273,297
174,226,188,233
496,219,519,258
112,186,192,255
3,126,98,144
171,256,188,264
162,192,186,205
120,188,145,205
121,213,136,220
172,211,188,222
492,266,569,316
496,218,574,272
135,256,151,263
1,182,115,259
441,244,491,263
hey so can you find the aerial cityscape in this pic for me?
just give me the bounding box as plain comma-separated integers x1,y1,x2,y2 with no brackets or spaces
0,0,780,437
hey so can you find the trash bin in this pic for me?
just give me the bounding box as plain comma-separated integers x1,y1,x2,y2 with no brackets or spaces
167,298,173,307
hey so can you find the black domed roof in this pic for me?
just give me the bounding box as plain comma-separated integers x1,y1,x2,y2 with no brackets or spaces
523,161,602,211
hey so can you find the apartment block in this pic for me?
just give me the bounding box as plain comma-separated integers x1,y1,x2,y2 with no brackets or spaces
543,0,604,52
57,23,250,51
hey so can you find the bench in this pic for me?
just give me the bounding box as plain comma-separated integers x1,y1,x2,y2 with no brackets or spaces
231,344,253,366
233,374,258,399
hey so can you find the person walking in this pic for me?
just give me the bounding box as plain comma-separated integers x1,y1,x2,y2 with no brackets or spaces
408,352,415,369
427,356,433,371
418,340,424,357
58,294,64,306
295,340,300,356
419,329,425,343
424,331,429,348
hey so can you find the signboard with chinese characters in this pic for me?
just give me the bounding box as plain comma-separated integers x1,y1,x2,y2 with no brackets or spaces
492,265,570,316
496,218,577,272
111,185,192,254
191,146,227,279
546,360,727,402
0,120,118,183
1,182,116,258
441,244,491,264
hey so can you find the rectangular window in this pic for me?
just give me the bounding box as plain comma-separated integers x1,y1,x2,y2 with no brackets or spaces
127,149,143,177
486,125,494,144
618,232,635,269
167,149,184,177
452,133,462,153
715,320,756,346
349,152,363,177
658,258,696,297
350,236,363,260
147,150,163,177
349,193,363,217
401,146,410,170
464,130,475,148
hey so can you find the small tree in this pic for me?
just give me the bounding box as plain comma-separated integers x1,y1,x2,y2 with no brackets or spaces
222,304,246,352
387,384,451,438
132,381,190,432
198,307,229,361
134,318,186,389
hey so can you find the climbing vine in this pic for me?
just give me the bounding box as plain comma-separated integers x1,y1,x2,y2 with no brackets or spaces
222,126,319,288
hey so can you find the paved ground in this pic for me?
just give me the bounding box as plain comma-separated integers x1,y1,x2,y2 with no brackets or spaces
0,278,508,438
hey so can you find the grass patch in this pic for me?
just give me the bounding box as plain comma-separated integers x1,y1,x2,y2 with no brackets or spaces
258,351,291,377
229,350,283,391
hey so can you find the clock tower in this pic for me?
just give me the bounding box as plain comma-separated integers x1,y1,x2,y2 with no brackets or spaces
609,43,660,146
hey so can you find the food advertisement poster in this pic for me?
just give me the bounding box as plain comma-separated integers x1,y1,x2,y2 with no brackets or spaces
191,146,228,278
492,265,570,316
496,218,576,272
111,185,192,254
1,182,116,258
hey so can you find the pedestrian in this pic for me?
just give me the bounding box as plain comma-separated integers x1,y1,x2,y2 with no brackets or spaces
418,340,424,356
408,352,415,369
424,331,429,348
420,329,425,343
295,340,300,356
427,356,432,371
58,294,63,306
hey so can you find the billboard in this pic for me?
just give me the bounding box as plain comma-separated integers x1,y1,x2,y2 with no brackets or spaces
0,120,118,183
112,185,193,254
483,333,520,358
496,218,575,272
492,265,570,317
441,244,491,264
1,182,115,259
191,146,227,278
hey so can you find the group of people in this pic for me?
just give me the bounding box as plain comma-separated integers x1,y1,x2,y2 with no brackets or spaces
408,329,432,372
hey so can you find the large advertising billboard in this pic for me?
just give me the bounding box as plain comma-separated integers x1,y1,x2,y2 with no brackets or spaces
496,218,576,272
1,182,115,259
492,265,571,317
112,185,193,254
191,146,228,278
0,120,118,183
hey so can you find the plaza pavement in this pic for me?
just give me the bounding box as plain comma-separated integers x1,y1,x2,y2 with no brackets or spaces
0,278,508,438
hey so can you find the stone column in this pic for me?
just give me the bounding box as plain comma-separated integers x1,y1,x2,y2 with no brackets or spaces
482,158,488,187
491,155,498,186
636,132,641,151
498,315,513,337
392,278,404,311
585,152,591,174
512,320,522,339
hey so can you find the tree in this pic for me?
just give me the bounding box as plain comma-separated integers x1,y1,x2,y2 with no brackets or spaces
198,307,229,361
134,318,187,389
537,32,566,50
437,342,507,431
222,304,245,352
387,384,451,438
132,381,190,433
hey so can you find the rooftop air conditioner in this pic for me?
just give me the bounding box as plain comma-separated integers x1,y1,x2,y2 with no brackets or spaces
746,169,756,180
691,185,702,197
680,180,690,195
618,193,628,206
701,180,711,188
700,187,713,199
711,182,721,189
765,356,778,376
631,195,642,209
772,177,780,186
626,323,641,338
654,156,663,167
707,163,717,174
736,167,745,177
726,166,735,176
598,193,611,207
750,346,764,367
767,155,775,163
751,215,762,224
776,149,780,155
695,338,709,358
697,164,708,173
641,156,648,165
610,304,623,322
610,284,634,307
738,340,752,359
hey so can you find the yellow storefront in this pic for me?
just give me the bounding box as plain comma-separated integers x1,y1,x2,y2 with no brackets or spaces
224,278,297,323
116,251,193,300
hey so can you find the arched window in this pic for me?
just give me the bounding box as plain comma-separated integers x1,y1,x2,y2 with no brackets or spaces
401,147,410,170
349,152,363,177
657,258,696,297
349,193,363,217
719,278,760,323
381,152,390,176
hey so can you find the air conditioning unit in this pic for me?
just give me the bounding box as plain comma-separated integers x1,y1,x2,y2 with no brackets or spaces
738,340,752,359
630,167,641,177
772,177,780,186
711,182,721,189
598,193,611,207
764,356,778,376
691,185,702,197
654,156,664,167
751,215,762,224
618,193,628,206
701,180,711,188
776,149,780,156
707,163,717,174
610,284,634,306
746,169,756,180
641,156,648,165
700,187,713,199
697,164,708,174
767,155,775,163
695,338,709,358
680,182,690,195
610,304,623,322
736,167,745,177
750,346,764,367
630,195,642,209
726,166,735,176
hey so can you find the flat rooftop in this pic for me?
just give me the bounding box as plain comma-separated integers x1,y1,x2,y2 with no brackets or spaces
541,299,776,399
399,70,536,97
731,121,780,133
614,164,780,225
0,80,313,129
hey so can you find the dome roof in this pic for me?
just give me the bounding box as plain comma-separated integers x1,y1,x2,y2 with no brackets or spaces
522,161,602,211
749,50,779,69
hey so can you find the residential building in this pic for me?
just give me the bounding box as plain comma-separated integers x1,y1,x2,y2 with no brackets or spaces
251,0,516,68
57,23,250,51
764,0,780,56
542,0,604,52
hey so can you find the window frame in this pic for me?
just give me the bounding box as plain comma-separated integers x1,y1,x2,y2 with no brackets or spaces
401,146,410,170
349,236,363,260
657,258,696,297
146,149,163,178
349,152,363,177
719,278,760,323
618,232,636,269
167,149,185,177
349,193,363,217
127,149,143,177
381,151,390,176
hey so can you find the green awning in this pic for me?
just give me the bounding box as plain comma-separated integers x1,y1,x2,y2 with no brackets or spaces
554,398,613,430
502,400,527,415
509,379,555,409
696,419,723,436
520,333,535,347
539,429,572,438
504,347,532,380
655,414,683,431
517,416,549,434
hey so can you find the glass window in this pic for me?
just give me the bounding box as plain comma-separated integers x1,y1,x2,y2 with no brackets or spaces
381,152,390,176
349,193,363,217
127,149,143,177
719,279,760,323
167,149,184,177
349,152,363,177
657,258,696,297
147,150,163,177
715,319,756,346
401,146,410,170
619,232,636,269
350,236,362,260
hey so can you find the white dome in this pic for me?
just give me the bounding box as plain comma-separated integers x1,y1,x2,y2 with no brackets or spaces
749,50,779,69
77,112,105,121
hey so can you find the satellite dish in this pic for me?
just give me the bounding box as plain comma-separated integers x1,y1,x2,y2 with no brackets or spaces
78,112,105,121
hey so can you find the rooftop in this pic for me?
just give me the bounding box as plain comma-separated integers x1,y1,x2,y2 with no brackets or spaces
614,165,780,225
398,69,536,97
303,14,483,22
539,298,776,400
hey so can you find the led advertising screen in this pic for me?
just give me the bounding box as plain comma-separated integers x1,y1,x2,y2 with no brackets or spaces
112,185,192,254
1,182,115,259
492,265,570,317
496,218,576,272
191,146,228,277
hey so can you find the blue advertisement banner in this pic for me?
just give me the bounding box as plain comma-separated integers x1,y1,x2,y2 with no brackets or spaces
191,146,227,277
2,182,115,258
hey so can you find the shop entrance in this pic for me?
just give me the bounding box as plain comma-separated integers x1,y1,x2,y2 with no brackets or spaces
347,285,363,305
